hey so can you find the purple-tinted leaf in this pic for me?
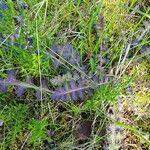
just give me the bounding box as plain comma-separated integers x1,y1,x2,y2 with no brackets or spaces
50,43,83,70
0,81,8,92
7,70,16,82
15,76,32,97
51,80,93,101
35,90,41,100
0,70,16,93
50,45,60,68
25,76,33,84
0,2,8,10
70,80,77,100
51,45,59,53
15,86,25,97
51,73,110,101
92,75,99,83
51,87,66,101
63,44,75,59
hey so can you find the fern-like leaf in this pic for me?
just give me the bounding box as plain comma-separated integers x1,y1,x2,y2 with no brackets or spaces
50,71,109,87
51,79,94,101
51,74,110,101
0,70,52,98
50,43,83,70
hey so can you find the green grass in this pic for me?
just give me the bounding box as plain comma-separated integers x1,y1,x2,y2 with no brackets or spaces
0,0,150,149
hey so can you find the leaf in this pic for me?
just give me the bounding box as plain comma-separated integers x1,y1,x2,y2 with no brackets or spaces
0,68,109,101
51,79,94,101
51,73,110,101
0,2,8,10
15,76,33,97
0,70,16,93
0,71,52,98
50,43,84,70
